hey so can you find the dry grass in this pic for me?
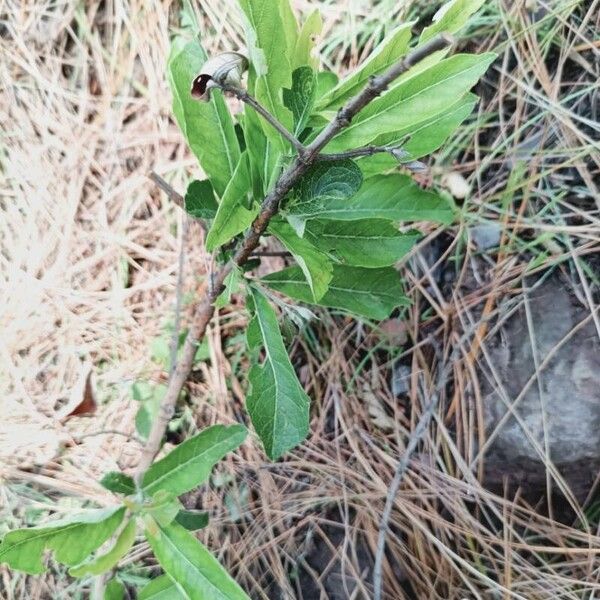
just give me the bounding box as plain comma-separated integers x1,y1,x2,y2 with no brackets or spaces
1,0,599,598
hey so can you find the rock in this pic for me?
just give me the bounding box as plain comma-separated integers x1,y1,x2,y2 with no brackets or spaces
296,509,406,599
392,363,411,397
480,274,600,498
469,222,501,250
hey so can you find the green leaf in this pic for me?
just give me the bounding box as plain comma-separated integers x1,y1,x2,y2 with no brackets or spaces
283,67,317,136
358,94,478,176
149,330,210,371
326,53,496,152
134,383,166,441
168,39,240,197
269,220,332,301
148,493,183,527
139,574,184,600
317,22,413,111
144,519,250,600
245,304,262,353
290,173,454,225
420,0,486,42
175,510,209,531
239,0,293,151
241,105,268,198
70,520,136,577
278,0,299,58
184,180,218,220
100,471,135,496
142,424,247,498
293,9,322,68
206,153,256,251
315,71,338,97
151,335,175,369
263,265,409,320
0,506,125,574
285,159,363,234
304,220,421,268
105,578,127,600
296,159,363,204
246,286,310,460
214,267,242,308
401,93,478,158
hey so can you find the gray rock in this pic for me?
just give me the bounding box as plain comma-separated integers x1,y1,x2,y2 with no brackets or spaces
480,274,600,496
469,222,501,250
392,363,411,397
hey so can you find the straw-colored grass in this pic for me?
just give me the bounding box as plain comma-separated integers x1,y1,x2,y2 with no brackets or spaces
1,0,599,598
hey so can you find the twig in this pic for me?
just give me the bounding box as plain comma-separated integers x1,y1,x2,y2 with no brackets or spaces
169,214,189,377
148,172,190,376
149,172,184,208
218,82,306,154
317,145,408,162
249,250,292,258
372,351,454,600
134,34,454,487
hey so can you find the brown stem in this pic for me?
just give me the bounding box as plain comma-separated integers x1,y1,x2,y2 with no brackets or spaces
218,82,306,154
317,145,409,162
149,172,184,208
250,250,292,258
135,34,453,485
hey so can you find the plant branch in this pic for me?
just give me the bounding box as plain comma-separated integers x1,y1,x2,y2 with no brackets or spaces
218,82,306,154
250,250,292,258
149,172,184,208
169,214,189,377
372,356,451,600
317,145,409,162
135,34,453,486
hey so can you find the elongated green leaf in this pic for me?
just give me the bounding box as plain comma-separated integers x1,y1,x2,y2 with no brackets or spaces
247,287,310,460
100,471,135,495
278,0,299,58
316,71,338,97
206,154,256,251
0,506,125,574
288,173,454,224
246,306,262,352
269,220,332,301
239,0,293,151
105,578,126,600
400,93,477,158
358,93,478,176
326,53,495,152
317,22,413,111
304,220,420,268
293,9,322,68
139,574,184,600
420,0,486,42
283,67,317,136
175,510,209,531
185,180,218,220
168,39,240,197
285,159,362,233
142,424,247,498
70,520,136,577
214,267,242,309
148,493,182,528
241,103,271,198
263,265,409,320
145,519,250,600
134,383,166,441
